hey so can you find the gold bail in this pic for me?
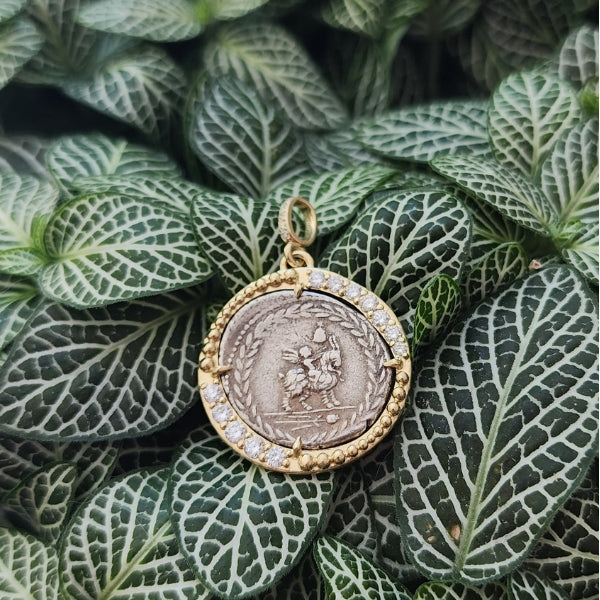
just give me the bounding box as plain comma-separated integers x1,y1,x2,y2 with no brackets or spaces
279,197,317,269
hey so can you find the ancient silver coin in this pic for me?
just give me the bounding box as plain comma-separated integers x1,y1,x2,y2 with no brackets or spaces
219,290,394,449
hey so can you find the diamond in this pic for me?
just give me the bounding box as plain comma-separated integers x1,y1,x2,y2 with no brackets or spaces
360,294,378,312
265,446,286,468
204,384,222,403
373,310,390,326
244,437,264,459
308,271,326,288
211,404,232,423
327,275,344,293
225,421,246,443
384,325,402,342
393,342,409,356
345,283,362,300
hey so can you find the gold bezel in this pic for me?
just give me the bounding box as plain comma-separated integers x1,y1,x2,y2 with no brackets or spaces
198,267,411,474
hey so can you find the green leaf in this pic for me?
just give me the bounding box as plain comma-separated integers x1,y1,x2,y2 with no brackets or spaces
0,528,59,600
553,24,599,89
187,76,308,199
410,0,481,37
561,222,599,284
62,46,187,143
46,134,181,194
78,0,202,42
0,434,119,499
526,488,599,599
0,0,26,23
2,461,77,544
169,426,335,598
39,192,211,308
396,265,599,583
358,100,490,163
259,552,324,600
432,154,558,236
507,569,569,600
0,276,41,350
320,189,470,330
203,21,348,130
414,581,505,599
0,17,43,89
539,119,599,226
488,71,582,176
413,274,462,351
0,136,51,180
314,535,412,600
268,166,394,235
60,468,210,600
0,288,204,440
465,242,529,306
201,0,270,20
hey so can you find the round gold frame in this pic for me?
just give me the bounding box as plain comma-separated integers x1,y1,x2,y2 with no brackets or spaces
198,266,411,474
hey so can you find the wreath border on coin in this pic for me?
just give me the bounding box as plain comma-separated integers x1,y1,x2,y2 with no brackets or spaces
198,267,412,474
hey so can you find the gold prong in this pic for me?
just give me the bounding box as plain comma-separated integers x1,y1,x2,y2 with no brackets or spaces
292,437,303,456
213,364,232,376
294,282,306,298
383,358,403,369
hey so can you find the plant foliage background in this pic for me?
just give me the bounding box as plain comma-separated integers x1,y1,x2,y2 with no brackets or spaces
0,1,597,599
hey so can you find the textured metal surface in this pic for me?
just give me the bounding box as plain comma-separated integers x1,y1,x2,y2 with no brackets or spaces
219,290,394,449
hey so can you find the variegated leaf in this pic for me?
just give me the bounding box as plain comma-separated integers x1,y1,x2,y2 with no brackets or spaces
357,100,490,163
526,488,599,599
0,434,119,498
396,266,599,583
314,535,412,600
320,189,470,331
488,71,582,176
190,191,280,294
0,288,204,440
0,528,58,600
203,21,348,130
62,46,187,143
553,24,599,88
0,17,43,89
465,242,529,306
169,426,335,598
259,552,324,600
0,276,41,350
561,221,599,284
205,0,270,19
414,581,505,600
61,468,210,600
507,569,568,600
432,154,558,236
413,274,462,351
71,176,204,216
19,0,99,85
188,76,308,199
268,166,394,235
78,0,201,42
2,461,77,544
46,134,180,194
0,136,51,180
539,119,598,226
0,0,26,22
410,0,481,37
39,193,211,307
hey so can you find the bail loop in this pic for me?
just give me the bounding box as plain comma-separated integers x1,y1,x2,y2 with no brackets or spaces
278,197,317,248
280,244,315,270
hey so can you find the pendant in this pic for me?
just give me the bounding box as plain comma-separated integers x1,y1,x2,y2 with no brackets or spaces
198,197,411,473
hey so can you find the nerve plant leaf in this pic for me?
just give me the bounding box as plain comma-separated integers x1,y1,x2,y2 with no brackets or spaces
0,288,204,441
0,528,59,600
413,581,505,599
0,136,51,180
61,468,210,600
314,535,412,600
507,569,569,600
267,166,395,235
169,426,335,599
78,0,202,42
320,189,470,330
203,21,348,130
259,552,324,600
0,17,43,89
2,461,77,544
187,76,308,199
396,265,599,583
46,134,181,194
0,276,41,350
39,192,211,308
552,24,599,89
561,222,599,284
487,70,582,177
357,100,490,163
0,0,26,23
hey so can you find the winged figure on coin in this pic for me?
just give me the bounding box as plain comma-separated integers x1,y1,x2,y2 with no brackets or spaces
279,326,342,412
